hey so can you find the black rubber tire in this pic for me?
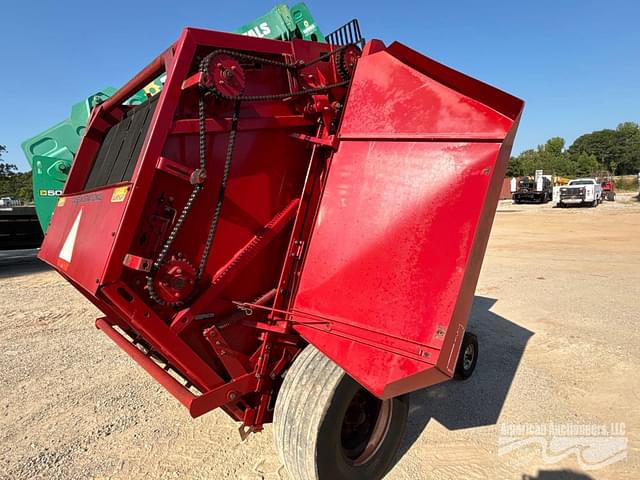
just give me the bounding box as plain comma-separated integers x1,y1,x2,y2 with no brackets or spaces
454,332,478,380
273,344,409,480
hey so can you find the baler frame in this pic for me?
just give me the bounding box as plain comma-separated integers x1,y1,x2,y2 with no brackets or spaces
39,24,524,460
44,28,354,432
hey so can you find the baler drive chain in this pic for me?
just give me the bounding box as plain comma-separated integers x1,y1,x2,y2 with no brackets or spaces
146,44,357,307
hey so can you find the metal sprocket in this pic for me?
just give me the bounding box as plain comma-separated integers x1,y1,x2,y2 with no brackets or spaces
335,45,361,81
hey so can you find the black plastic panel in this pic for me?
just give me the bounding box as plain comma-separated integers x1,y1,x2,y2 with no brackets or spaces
84,95,159,190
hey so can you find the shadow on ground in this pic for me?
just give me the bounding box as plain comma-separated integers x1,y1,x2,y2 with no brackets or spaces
523,469,594,480
0,249,50,279
397,295,534,458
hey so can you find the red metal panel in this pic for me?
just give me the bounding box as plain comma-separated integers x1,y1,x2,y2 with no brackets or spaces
292,42,523,398
39,185,129,293
339,43,519,141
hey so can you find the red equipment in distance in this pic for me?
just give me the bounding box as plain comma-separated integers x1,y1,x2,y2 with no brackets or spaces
39,27,523,437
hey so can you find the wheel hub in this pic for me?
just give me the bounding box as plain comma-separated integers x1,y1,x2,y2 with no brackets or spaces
340,388,393,466
463,343,475,371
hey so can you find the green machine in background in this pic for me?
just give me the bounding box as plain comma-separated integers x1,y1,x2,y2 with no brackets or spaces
22,88,114,231
22,82,159,231
21,3,324,232
235,2,324,41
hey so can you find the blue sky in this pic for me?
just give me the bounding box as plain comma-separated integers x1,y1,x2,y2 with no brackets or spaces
1,0,638,171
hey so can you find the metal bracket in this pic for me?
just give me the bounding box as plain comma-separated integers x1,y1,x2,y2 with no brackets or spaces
238,424,255,441
203,326,252,377
123,254,153,272
290,240,305,259
156,156,194,183
289,133,338,149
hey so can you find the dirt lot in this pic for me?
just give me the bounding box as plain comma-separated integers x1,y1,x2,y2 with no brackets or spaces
1,196,639,480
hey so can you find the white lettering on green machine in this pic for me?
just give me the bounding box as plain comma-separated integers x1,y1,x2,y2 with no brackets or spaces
39,189,63,197
243,22,272,38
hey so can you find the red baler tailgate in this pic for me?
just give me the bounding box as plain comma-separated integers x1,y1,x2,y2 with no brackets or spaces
292,41,524,398
39,186,129,294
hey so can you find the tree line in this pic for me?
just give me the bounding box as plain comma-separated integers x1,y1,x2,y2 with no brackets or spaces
0,145,33,202
507,122,640,178
2,121,639,202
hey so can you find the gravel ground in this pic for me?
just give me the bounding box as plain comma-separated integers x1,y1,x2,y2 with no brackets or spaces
1,195,639,480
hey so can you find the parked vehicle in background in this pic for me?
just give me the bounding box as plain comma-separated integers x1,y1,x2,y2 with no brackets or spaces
601,178,616,201
0,197,22,207
0,204,43,249
554,178,602,207
512,175,553,203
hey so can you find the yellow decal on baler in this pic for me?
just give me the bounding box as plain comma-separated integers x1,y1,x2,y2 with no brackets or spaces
143,75,166,96
57,197,66,207
111,186,129,203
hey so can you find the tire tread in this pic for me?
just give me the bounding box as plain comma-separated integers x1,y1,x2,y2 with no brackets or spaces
274,345,344,480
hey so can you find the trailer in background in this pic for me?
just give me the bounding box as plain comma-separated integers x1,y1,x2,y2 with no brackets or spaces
0,206,43,250
511,170,553,203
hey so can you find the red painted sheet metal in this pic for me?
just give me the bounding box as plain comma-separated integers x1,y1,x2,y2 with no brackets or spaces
39,185,129,294
339,42,521,141
292,42,523,398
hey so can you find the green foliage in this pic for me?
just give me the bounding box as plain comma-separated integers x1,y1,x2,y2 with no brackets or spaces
0,145,18,178
614,176,639,192
0,145,34,202
507,122,640,177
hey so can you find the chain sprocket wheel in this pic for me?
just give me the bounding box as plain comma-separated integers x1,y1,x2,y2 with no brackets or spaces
335,45,361,81
203,54,246,98
152,256,197,306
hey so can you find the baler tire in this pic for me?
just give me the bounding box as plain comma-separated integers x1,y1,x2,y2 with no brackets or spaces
454,332,478,380
273,344,409,480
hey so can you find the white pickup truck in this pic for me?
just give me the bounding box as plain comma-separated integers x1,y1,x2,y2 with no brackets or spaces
0,196,22,207
553,178,602,207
